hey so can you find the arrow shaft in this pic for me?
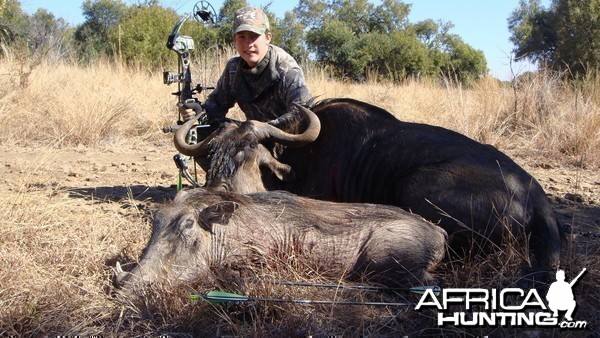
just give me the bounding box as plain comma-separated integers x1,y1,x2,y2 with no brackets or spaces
224,296,410,307
256,280,439,294
199,291,411,306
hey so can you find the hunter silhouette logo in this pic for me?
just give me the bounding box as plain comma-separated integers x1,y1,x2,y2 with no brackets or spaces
546,268,586,322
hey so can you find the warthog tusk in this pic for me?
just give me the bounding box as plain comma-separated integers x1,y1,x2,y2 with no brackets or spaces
116,261,124,274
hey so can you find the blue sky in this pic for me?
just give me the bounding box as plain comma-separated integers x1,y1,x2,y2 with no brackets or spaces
20,0,550,80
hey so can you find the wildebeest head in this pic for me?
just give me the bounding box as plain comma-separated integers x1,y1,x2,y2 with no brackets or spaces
173,103,320,193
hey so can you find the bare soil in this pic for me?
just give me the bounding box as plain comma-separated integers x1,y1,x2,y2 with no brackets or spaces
2,144,598,236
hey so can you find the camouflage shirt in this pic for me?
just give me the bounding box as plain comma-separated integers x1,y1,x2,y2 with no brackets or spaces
203,45,313,125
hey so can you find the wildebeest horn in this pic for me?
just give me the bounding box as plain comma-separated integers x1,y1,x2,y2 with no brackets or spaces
252,103,321,147
173,114,216,157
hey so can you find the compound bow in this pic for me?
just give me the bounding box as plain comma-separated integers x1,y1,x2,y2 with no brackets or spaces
161,1,218,189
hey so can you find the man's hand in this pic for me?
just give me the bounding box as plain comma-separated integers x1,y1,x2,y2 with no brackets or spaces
179,101,203,120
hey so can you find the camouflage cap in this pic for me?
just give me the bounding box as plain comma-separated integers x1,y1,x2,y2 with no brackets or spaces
233,6,270,35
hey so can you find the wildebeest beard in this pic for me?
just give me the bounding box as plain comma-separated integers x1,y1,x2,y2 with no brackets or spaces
206,142,242,181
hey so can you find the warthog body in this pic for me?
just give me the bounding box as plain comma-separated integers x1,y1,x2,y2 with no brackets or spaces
174,98,563,271
116,188,447,287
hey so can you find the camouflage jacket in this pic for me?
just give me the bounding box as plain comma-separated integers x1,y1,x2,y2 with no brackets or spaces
203,45,313,125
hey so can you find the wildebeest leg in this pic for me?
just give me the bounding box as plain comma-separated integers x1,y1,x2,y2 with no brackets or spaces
528,208,563,277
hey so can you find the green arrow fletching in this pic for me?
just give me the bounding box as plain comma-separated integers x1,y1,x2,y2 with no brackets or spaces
202,290,249,303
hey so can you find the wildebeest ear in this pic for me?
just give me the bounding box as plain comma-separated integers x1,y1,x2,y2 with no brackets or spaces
258,149,295,182
198,201,239,229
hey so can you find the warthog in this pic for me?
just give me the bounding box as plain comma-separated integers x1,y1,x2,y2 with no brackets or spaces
115,188,447,287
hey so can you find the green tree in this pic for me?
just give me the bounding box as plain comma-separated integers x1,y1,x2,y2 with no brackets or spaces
553,0,600,76
294,0,329,29
305,19,359,78
216,0,247,44
0,0,28,56
113,5,178,67
369,0,411,34
508,0,556,65
297,0,485,83
437,34,487,84
509,0,600,77
74,0,129,62
272,10,308,63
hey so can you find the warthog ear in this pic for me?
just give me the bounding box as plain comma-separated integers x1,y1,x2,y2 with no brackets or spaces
198,201,239,231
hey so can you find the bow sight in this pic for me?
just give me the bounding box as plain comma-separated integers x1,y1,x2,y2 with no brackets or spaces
162,1,218,189
163,0,217,117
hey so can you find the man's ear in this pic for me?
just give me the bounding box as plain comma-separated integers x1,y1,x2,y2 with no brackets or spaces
198,201,239,231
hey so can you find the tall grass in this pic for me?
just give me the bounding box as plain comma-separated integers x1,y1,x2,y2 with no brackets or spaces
0,57,598,336
308,70,600,168
1,57,598,166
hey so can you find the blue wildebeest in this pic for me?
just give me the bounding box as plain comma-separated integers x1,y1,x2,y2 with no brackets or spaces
174,98,563,274
115,188,447,287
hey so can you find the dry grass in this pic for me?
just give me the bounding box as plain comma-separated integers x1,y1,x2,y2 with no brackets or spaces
309,69,600,168
0,57,599,336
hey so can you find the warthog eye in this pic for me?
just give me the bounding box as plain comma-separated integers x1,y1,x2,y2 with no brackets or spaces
182,218,194,229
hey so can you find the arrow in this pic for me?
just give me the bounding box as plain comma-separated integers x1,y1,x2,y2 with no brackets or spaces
192,291,412,307
256,281,441,296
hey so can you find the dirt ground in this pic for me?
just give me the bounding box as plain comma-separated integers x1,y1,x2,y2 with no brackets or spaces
2,143,598,235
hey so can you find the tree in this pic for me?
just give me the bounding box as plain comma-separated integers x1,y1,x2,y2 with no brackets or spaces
509,0,600,77
508,0,556,65
369,0,411,34
0,0,29,56
74,0,129,62
216,0,247,44
437,34,487,84
113,5,178,67
272,10,308,63
28,9,71,61
553,0,600,76
296,0,410,35
305,19,360,78
297,0,486,83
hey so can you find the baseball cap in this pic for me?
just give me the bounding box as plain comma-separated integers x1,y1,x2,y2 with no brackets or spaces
233,6,270,35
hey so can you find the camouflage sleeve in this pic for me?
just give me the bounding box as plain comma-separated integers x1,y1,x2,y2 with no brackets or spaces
203,60,237,122
268,67,313,128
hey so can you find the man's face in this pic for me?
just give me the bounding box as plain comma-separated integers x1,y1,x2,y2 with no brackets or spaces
233,31,271,68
